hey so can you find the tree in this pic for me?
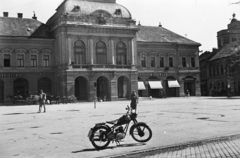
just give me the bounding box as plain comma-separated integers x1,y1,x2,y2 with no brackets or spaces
224,44,240,97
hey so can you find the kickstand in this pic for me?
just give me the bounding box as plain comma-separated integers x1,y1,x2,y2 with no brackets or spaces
115,140,121,146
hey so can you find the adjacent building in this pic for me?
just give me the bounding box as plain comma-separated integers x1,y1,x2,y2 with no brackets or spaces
0,0,201,104
200,14,240,96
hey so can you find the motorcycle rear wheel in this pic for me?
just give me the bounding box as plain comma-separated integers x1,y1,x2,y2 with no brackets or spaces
91,126,111,150
131,123,152,142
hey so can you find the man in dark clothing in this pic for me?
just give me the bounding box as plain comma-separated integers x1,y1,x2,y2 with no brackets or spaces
38,90,46,113
130,90,138,111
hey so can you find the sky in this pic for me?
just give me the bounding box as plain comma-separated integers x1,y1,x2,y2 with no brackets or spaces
1,0,240,52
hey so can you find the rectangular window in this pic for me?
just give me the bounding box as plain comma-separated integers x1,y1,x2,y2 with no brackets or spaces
43,55,49,67
169,57,173,67
160,57,164,67
141,56,146,67
31,55,37,67
209,67,212,77
151,57,155,67
182,57,186,67
4,54,10,67
17,54,24,67
221,65,224,74
191,58,195,67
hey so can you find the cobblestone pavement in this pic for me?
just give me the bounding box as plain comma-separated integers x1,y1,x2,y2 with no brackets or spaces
112,134,240,158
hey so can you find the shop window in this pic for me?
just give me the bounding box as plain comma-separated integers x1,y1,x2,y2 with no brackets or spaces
74,40,86,64
151,57,155,67
116,42,127,65
191,57,195,67
31,55,37,67
43,55,49,67
160,57,164,67
17,54,24,67
141,56,146,67
182,57,186,67
96,41,107,64
169,57,173,67
4,54,10,67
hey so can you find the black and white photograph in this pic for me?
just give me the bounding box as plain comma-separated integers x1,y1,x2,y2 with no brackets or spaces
1,0,240,157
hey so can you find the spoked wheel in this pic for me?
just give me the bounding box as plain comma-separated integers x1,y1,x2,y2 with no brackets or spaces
90,126,111,150
131,123,152,142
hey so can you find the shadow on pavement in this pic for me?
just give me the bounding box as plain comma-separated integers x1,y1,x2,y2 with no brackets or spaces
3,112,40,115
206,97,240,99
72,143,146,153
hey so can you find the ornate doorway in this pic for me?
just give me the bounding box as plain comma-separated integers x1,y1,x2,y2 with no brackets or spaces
97,76,109,101
75,76,88,101
14,78,29,99
118,76,129,98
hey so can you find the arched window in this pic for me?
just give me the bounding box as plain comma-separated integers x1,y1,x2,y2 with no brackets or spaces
116,42,127,65
96,41,107,64
74,40,86,64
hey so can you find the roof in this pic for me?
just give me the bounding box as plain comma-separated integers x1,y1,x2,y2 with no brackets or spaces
57,0,131,18
209,41,240,61
0,17,51,38
136,26,201,45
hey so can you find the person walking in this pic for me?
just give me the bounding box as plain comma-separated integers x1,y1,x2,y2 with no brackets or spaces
38,90,46,113
130,90,138,112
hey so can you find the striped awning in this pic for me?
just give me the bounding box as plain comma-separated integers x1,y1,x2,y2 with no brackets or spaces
168,80,180,88
149,81,163,89
138,81,146,90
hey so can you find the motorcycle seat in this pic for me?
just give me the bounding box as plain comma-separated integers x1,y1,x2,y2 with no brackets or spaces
106,119,118,124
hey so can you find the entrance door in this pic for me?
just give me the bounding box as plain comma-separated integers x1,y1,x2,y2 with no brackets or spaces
75,77,88,101
118,76,129,98
184,81,196,96
14,78,29,99
97,76,109,101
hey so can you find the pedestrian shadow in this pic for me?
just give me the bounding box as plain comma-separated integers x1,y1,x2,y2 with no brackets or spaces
72,143,146,153
3,112,40,115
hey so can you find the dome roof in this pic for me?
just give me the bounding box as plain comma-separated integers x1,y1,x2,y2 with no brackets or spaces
57,0,131,18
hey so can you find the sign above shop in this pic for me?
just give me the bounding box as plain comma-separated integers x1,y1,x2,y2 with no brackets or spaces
139,73,167,76
0,73,23,77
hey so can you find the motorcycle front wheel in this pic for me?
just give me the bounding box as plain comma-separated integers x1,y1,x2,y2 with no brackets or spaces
131,123,152,142
90,126,111,150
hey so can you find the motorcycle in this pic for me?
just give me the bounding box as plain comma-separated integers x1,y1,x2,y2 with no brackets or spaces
87,105,152,149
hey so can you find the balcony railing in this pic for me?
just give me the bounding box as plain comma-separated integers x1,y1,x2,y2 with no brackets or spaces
72,64,131,69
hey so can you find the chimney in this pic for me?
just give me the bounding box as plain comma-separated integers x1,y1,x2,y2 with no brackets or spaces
158,22,162,27
3,12,8,17
32,12,37,20
17,13,23,18
138,21,141,26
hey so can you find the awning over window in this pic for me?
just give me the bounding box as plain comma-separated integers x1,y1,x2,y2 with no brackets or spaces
138,82,146,90
149,81,163,89
168,80,180,88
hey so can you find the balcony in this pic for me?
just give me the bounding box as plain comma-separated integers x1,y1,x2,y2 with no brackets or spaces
72,64,132,71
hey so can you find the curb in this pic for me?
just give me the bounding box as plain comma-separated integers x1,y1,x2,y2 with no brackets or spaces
100,133,240,158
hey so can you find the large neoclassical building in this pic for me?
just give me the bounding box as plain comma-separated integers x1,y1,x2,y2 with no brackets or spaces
0,0,201,104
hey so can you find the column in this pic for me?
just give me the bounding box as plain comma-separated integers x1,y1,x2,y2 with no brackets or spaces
179,80,185,97
131,38,136,66
110,38,115,65
88,37,94,65
110,79,118,101
67,37,72,65
195,80,201,96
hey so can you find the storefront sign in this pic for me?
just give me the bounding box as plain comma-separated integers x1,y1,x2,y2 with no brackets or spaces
139,73,167,76
0,73,23,77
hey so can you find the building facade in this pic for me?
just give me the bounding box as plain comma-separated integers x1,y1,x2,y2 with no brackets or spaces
0,0,201,104
200,14,240,96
